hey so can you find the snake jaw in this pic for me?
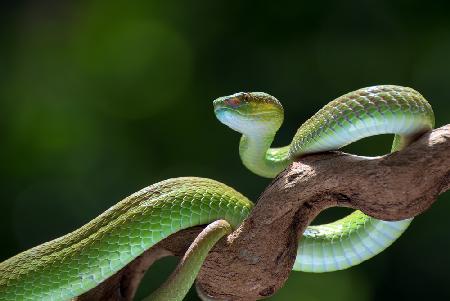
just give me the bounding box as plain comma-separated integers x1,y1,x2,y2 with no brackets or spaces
214,107,242,133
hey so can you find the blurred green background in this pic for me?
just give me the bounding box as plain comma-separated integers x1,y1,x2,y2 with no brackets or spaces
1,0,449,300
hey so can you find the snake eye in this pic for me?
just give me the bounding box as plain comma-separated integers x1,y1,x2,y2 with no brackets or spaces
226,97,241,108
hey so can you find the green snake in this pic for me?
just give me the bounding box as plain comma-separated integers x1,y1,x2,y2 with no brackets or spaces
0,85,435,300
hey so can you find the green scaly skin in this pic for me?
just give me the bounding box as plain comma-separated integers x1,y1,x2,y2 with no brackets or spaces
0,178,252,300
0,85,434,300
214,85,434,273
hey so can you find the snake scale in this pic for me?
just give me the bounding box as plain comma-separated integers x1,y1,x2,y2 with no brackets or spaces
0,85,434,300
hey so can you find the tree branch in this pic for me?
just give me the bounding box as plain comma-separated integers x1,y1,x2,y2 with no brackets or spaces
77,125,450,301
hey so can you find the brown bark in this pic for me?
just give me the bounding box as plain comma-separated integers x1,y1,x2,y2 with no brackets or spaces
76,125,450,301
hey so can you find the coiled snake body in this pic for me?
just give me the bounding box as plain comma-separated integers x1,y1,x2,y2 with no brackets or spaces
0,85,434,300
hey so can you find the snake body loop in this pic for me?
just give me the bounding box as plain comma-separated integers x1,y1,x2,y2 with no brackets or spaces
215,85,434,273
0,85,434,300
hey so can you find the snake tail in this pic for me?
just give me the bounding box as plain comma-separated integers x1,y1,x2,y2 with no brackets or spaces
144,220,231,301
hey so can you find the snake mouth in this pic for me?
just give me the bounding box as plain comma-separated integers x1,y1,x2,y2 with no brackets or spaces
213,102,243,121
214,105,236,115
215,106,280,119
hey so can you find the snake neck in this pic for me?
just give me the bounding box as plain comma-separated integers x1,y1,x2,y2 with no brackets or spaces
239,132,292,178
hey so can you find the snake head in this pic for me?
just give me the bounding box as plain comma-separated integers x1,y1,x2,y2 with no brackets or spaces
213,92,284,135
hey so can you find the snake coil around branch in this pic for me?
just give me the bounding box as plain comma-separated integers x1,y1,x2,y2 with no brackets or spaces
1,86,448,301
78,125,449,301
